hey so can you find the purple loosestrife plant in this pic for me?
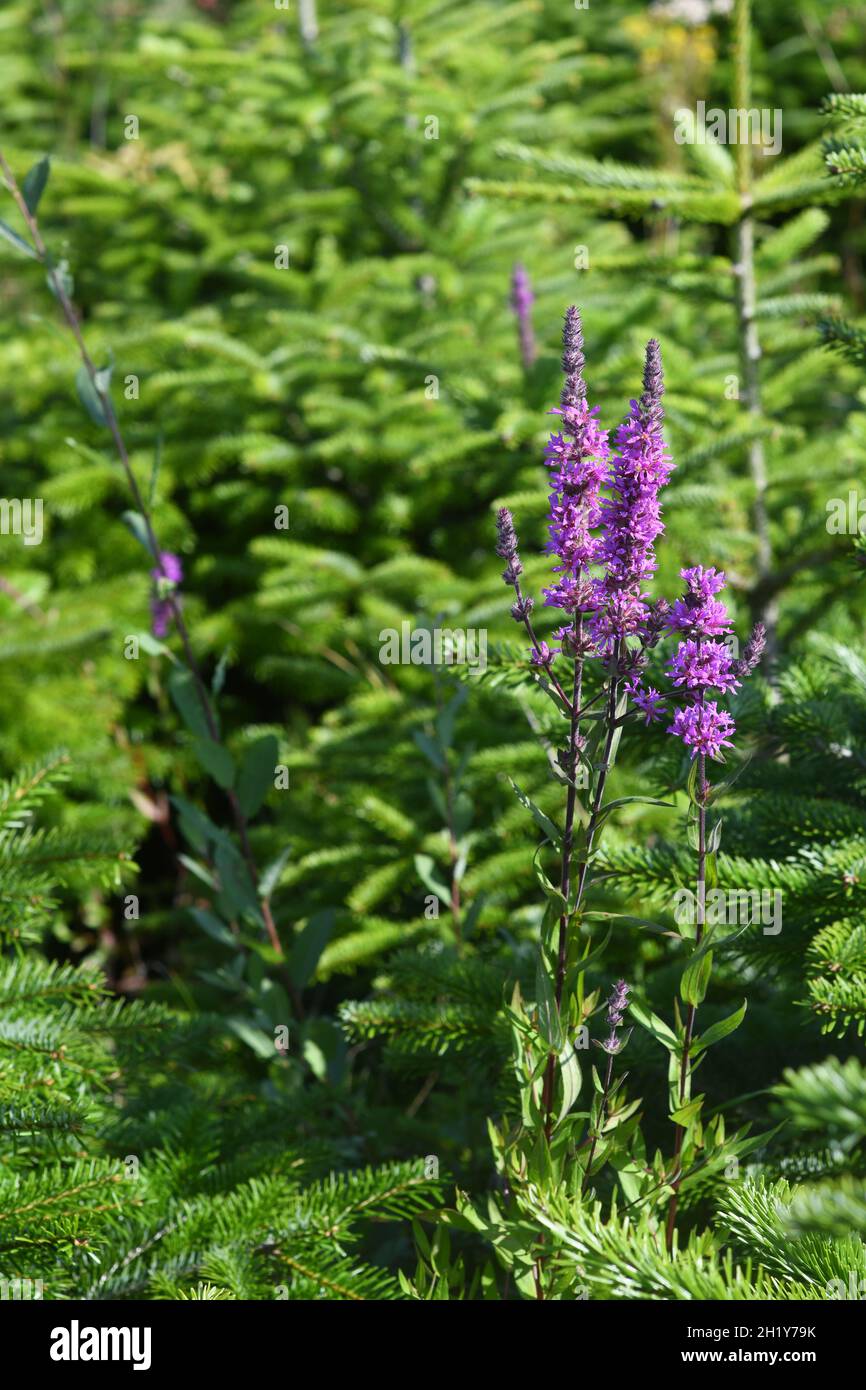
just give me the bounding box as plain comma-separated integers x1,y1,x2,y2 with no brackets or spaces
536,308,610,1138
497,309,674,1151
482,308,770,1295
0,152,285,959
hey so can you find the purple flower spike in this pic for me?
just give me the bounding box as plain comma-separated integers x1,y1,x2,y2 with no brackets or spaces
560,305,586,411
511,263,537,370
602,978,630,1053
591,339,674,654
542,308,610,622
734,622,766,678
667,566,732,638
495,507,523,585
662,563,759,762
664,566,738,761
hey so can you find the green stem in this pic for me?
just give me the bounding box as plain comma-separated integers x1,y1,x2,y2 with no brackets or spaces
665,750,707,1254
541,664,620,1143
581,1047,615,1194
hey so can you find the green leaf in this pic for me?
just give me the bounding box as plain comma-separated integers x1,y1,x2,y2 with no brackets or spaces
121,510,157,560
583,910,677,938
301,1017,347,1085
169,667,213,740
259,845,291,899
435,687,467,749
47,258,73,301
177,853,217,890
680,945,713,1007
189,907,236,948
191,737,235,790
677,918,749,1001
22,156,50,215
289,909,335,988
211,647,230,697
171,795,225,856
691,1001,747,1056
603,686,629,770
629,998,679,1053
532,846,568,913
215,841,258,917
670,1096,703,1127
461,892,486,940
535,950,562,1050
75,363,112,427
134,630,174,660
0,217,37,259
556,1042,582,1126
412,730,445,770
414,853,450,902
595,795,674,826
687,758,702,805
509,777,562,847
228,1018,277,1060
236,734,278,818
563,927,612,997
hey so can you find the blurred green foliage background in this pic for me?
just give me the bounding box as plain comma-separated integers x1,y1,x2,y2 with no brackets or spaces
1,0,865,1299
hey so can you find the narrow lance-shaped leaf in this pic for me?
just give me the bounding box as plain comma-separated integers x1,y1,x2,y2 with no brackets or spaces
289,910,335,989
508,776,562,847
691,1001,747,1056
236,735,279,818
535,949,563,1051
76,363,113,428
0,218,37,259
22,156,50,215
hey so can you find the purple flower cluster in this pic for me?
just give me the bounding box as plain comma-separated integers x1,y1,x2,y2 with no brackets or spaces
626,680,666,725
150,550,183,639
541,308,610,630
496,308,765,749
602,978,630,1054
667,565,732,639
664,567,739,761
511,263,537,371
591,341,673,656
668,639,739,695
